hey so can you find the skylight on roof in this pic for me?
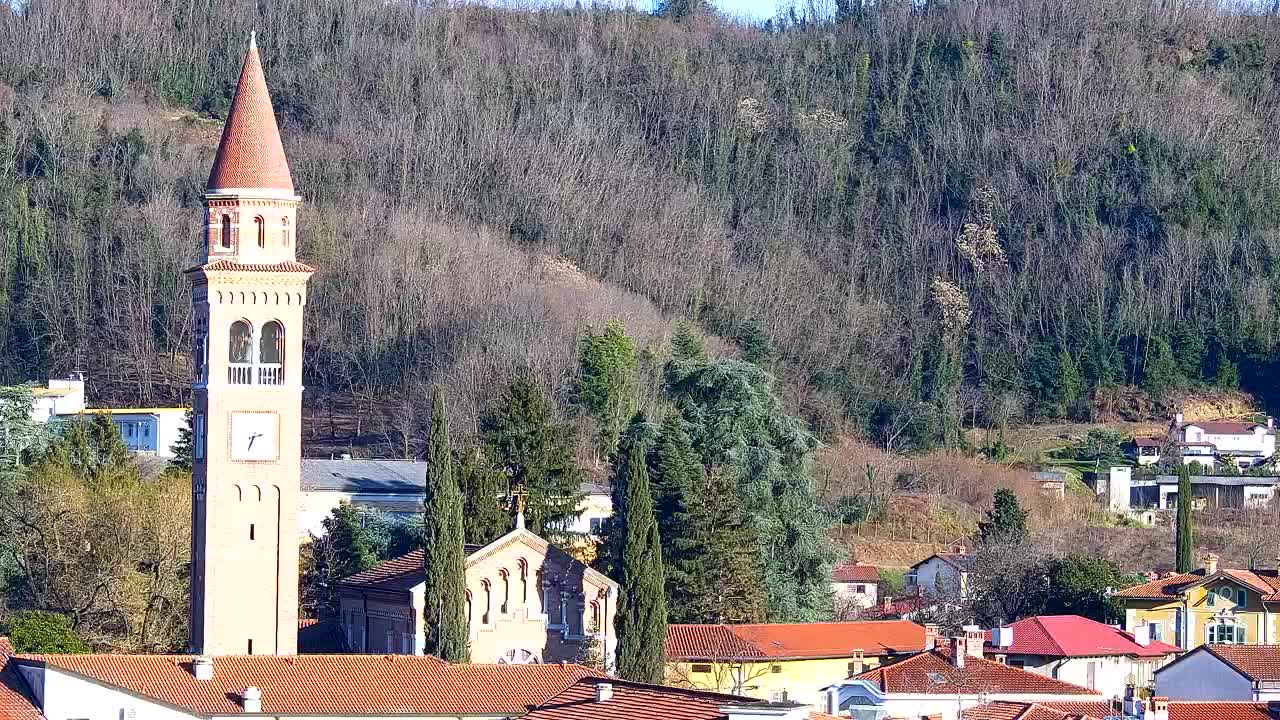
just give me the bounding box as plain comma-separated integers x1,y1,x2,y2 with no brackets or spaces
926,672,948,685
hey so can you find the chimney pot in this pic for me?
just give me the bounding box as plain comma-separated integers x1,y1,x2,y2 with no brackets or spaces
949,637,965,668
595,682,614,703
242,687,262,713
192,656,214,681
994,654,1006,664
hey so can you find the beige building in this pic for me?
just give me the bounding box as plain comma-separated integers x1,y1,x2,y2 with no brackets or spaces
337,519,618,667
186,32,312,656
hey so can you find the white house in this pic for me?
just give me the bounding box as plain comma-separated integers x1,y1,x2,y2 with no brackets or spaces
831,563,880,610
983,615,1183,698
299,458,613,540
822,629,1104,720
906,545,973,599
25,373,190,458
28,373,87,421
1173,414,1276,471
1154,644,1280,701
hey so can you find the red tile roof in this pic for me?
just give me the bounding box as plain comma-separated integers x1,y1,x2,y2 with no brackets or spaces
207,37,294,192
963,700,1115,720
1134,437,1163,447
522,677,766,720
1168,702,1280,720
1181,421,1269,435
833,563,882,584
853,649,1100,695
339,546,487,593
0,640,41,720
666,621,926,661
16,654,598,716
1200,645,1280,681
1113,567,1280,601
185,259,316,274
983,616,1182,658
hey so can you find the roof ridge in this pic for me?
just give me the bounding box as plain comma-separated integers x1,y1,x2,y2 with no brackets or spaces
1032,616,1068,657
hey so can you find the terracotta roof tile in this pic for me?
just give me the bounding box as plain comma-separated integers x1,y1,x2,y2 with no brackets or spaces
185,259,316,274
1114,568,1280,601
1168,702,1280,720
983,616,1182,658
963,701,1114,720
16,654,598,715
666,621,925,661
0,641,42,720
522,677,765,720
853,649,1100,695
1181,421,1269,435
833,563,882,583
207,38,294,192
1203,645,1280,681
338,546,486,593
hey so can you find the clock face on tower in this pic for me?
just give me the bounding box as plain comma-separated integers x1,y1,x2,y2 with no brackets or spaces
229,412,279,462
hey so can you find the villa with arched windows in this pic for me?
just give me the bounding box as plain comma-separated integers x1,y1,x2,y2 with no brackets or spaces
335,520,618,667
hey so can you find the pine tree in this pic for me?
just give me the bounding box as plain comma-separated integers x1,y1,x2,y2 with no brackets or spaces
457,446,511,546
421,388,468,662
614,436,667,683
576,321,638,458
671,320,706,362
481,375,584,539
978,488,1028,545
1176,463,1195,573
167,408,194,473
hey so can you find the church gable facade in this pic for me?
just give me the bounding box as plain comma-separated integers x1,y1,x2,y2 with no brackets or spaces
337,527,618,667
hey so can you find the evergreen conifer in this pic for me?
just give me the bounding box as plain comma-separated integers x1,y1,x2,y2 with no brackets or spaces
978,488,1028,545
421,387,468,662
458,446,511,545
614,435,667,683
1176,463,1194,572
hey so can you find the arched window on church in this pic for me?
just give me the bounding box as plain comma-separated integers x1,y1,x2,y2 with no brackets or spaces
589,601,601,635
282,217,289,247
258,321,284,385
465,590,473,630
499,569,510,615
481,580,492,625
228,320,253,384
221,215,232,250
254,216,265,248
518,559,528,605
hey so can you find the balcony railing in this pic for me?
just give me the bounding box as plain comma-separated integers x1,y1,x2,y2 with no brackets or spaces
228,363,284,386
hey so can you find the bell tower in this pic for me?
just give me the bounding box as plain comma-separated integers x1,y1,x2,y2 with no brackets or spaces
187,32,311,656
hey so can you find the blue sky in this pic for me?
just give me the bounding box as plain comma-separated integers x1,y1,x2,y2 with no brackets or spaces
710,0,781,20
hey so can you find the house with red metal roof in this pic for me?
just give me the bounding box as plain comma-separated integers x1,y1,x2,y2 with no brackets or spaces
819,628,1103,720
983,616,1182,699
665,621,930,707
964,697,1280,720
1154,644,1280,702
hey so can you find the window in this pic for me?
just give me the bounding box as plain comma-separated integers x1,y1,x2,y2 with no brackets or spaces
1148,622,1163,642
194,414,205,460
518,559,528,604
1207,591,1216,608
500,569,510,614
589,601,601,633
1208,619,1247,644
589,517,606,535
249,523,255,541
1238,589,1248,608
229,321,253,363
769,690,788,703
771,664,782,674
258,321,285,385
691,663,713,674
254,216,265,248
482,580,492,624
282,217,289,246
221,216,232,249
906,571,919,586
465,590,472,628
1007,658,1026,668
247,639,253,655
142,424,149,438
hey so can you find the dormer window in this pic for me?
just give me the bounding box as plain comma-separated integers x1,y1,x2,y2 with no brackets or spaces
254,216,265,248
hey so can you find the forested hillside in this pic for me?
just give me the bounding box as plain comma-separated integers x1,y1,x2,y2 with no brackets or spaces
3,0,1280,449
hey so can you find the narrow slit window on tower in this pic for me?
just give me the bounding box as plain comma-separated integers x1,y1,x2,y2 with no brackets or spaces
249,523,255,541
247,639,253,655
282,217,289,246
221,215,232,249
254,216,265,248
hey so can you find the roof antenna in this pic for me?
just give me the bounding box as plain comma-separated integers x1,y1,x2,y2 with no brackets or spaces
249,30,257,50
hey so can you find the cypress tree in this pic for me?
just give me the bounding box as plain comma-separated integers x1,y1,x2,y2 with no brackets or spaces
1176,463,1195,573
614,435,667,683
421,387,468,662
575,321,638,458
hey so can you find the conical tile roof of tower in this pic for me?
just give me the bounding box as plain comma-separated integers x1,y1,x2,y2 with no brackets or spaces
207,34,294,193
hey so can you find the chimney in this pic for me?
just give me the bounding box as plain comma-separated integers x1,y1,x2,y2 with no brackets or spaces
882,595,893,613
241,687,262,713
1150,696,1169,720
850,648,865,676
992,626,1014,649
1175,412,1184,426
993,654,1007,664
962,624,984,658
595,682,614,703
923,623,939,650
1202,552,1219,575
192,656,214,681
1133,623,1151,647
952,543,968,554
949,637,965,668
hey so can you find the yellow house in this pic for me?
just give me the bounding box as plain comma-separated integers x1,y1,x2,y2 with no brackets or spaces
664,620,930,707
1113,552,1280,650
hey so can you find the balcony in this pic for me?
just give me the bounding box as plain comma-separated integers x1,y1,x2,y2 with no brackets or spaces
228,363,284,386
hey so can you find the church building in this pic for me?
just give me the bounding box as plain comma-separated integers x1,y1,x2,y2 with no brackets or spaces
337,520,619,666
